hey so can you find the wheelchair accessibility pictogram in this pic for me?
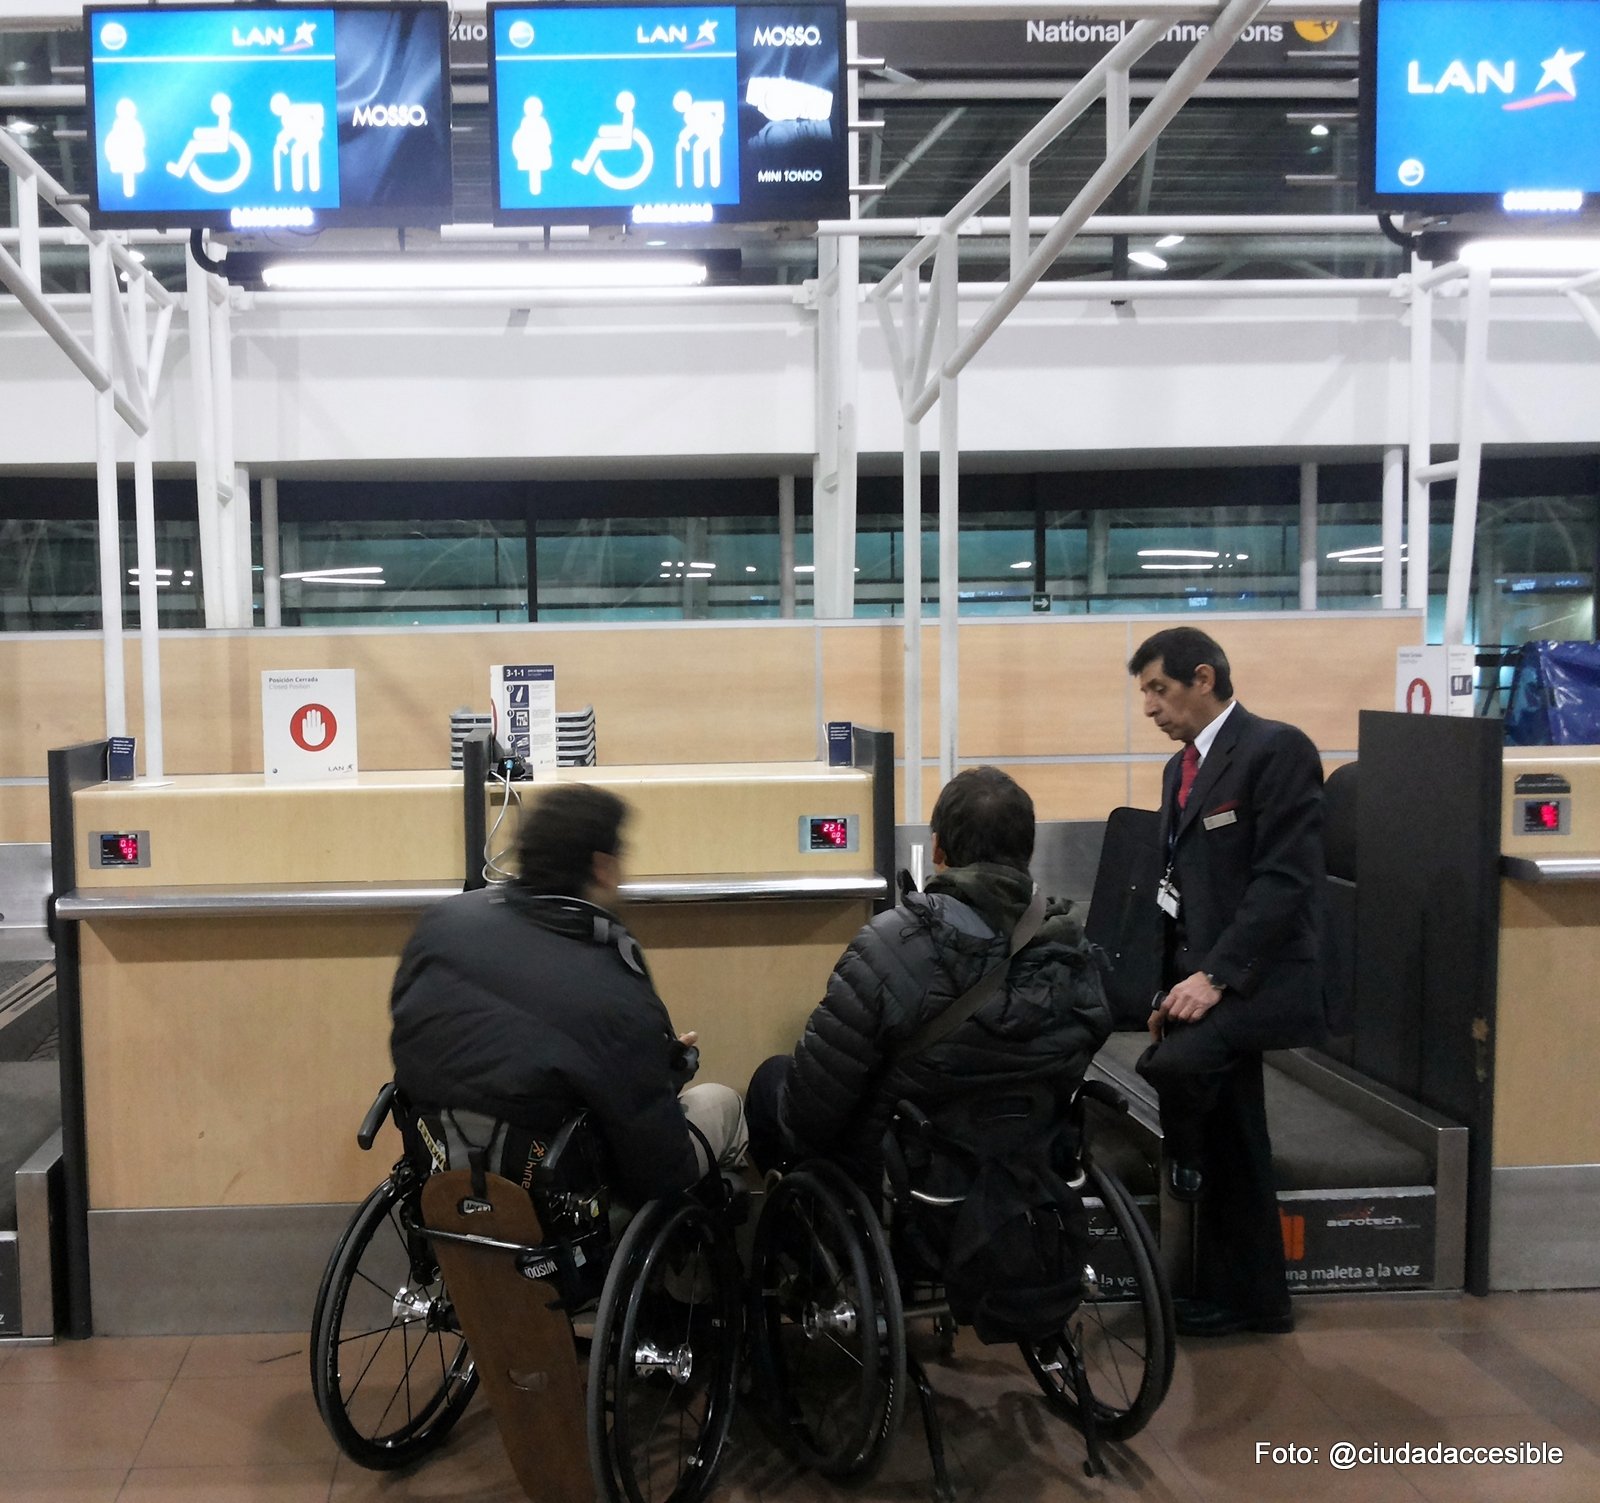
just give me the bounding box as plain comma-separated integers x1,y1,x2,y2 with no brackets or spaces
166,92,252,194
572,90,654,191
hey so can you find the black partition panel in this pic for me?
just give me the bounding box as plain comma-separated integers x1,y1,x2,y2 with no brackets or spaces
1355,711,1501,1294
47,739,111,1338
850,726,896,914
461,730,491,893
1084,807,1164,1030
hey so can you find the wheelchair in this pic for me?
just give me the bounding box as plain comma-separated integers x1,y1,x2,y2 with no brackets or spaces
310,1083,744,1503
746,1077,1175,1491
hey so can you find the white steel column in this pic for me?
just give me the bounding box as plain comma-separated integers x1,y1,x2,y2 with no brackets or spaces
1381,446,1404,608
778,474,796,618
1406,258,1433,619
1299,461,1318,610
185,246,225,628
1442,265,1491,647
126,271,164,780
1089,512,1110,598
836,232,860,618
226,465,253,627
89,238,127,737
813,235,840,618
901,263,924,823
260,475,282,628
16,168,40,287
936,233,959,789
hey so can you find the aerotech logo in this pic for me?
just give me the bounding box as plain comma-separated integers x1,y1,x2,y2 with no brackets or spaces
1406,44,1585,109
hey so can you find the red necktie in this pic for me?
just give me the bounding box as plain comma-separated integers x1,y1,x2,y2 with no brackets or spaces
1177,741,1200,810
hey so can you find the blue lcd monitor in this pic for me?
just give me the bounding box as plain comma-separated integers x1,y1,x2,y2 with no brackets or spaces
1360,0,1600,212
85,4,451,230
487,1,848,226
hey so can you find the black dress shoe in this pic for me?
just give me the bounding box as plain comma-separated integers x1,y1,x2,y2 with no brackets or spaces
1167,1162,1205,1202
1173,1298,1294,1337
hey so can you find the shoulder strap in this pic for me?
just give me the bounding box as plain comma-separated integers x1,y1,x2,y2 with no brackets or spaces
892,884,1047,1065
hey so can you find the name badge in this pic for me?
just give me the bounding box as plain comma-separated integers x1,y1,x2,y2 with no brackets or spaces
1156,873,1181,918
1202,809,1238,831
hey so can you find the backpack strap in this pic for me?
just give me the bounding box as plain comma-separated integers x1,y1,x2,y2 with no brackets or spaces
892,884,1047,1065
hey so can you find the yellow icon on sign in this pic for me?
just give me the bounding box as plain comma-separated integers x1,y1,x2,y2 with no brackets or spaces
1293,19,1340,43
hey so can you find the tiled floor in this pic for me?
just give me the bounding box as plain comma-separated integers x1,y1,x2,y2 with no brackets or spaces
2,1292,1598,1502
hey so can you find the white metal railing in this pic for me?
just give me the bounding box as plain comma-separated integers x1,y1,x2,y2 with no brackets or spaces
0,126,177,778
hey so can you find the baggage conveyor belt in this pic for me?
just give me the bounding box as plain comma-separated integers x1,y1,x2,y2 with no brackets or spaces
1087,1031,1468,1293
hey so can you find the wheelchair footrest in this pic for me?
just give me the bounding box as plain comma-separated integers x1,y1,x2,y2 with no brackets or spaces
421,1170,590,1503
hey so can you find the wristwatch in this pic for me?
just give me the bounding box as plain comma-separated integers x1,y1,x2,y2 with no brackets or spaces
1204,972,1225,993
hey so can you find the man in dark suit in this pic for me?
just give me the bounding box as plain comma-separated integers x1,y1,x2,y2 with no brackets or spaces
1129,627,1326,1338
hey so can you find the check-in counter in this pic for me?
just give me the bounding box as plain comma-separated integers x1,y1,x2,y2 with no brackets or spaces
50,754,889,1334
1491,745,1600,1290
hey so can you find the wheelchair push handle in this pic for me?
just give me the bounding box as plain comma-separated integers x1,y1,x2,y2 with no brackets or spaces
357,1082,398,1151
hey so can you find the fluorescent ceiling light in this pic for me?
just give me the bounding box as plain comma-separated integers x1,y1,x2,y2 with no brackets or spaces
1010,560,1032,569
4,118,37,137
794,564,815,573
1142,562,1215,571
1154,234,1185,249
1458,238,1600,271
281,566,382,580
301,576,387,587
258,256,709,291
1139,548,1219,559
1128,250,1168,271
127,566,173,575
1309,123,1329,137
745,565,757,573
690,561,716,570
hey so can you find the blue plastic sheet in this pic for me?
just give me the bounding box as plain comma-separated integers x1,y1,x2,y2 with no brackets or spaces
1504,641,1600,745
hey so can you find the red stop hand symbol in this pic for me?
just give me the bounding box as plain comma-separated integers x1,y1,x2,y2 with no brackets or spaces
290,703,337,752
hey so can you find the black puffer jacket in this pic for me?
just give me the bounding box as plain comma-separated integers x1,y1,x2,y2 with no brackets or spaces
389,885,700,1205
779,862,1113,1171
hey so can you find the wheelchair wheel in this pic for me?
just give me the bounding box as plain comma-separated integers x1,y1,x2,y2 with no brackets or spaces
311,1173,477,1468
587,1195,742,1503
1022,1161,1174,1442
748,1162,905,1480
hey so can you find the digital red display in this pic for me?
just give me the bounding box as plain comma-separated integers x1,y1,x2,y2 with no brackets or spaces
100,831,141,865
809,817,850,851
1522,800,1565,835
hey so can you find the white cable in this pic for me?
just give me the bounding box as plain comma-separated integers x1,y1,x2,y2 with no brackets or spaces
482,767,522,885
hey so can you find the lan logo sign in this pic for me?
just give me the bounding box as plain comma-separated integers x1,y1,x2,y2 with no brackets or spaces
1407,46,1585,108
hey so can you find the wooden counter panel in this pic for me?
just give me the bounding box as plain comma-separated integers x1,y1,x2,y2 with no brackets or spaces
75,778,464,888
72,764,873,887
1493,880,1600,1168
0,782,49,844
908,761,1134,825
147,627,819,775
0,637,109,780
80,915,412,1209
628,901,868,1091
79,897,869,1209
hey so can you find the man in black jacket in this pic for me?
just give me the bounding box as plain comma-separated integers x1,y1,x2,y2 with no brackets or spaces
746,766,1112,1180
1130,626,1326,1338
390,783,746,1207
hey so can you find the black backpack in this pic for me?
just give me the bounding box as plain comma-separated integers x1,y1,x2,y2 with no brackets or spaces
885,1087,1091,1346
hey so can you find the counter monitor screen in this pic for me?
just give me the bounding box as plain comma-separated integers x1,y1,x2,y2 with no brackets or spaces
1359,0,1600,213
85,4,452,229
487,1,848,225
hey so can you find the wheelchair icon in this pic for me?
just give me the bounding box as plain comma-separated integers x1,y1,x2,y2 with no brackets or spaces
571,91,655,192
166,92,252,195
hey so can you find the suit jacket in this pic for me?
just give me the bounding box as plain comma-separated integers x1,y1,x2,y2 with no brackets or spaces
1160,703,1327,1051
